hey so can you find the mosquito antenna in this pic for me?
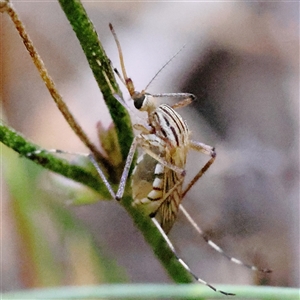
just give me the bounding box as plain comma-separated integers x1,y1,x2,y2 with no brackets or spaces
109,23,128,81
143,44,186,92
109,23,135,96
114,68,126,86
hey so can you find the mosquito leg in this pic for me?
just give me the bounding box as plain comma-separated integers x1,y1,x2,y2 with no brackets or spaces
152,92,195,100
88,154,116,200
151,217,235,296
179,205,272,273
189,140,216,156
151,93,195,109
182,141,216,198
182,141,271,273
115,137,139,200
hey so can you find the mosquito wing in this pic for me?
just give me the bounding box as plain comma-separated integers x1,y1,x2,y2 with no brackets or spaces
131,153,184,234
155,165,183,234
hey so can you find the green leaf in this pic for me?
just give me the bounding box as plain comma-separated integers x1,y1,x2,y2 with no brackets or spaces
2,284,299,299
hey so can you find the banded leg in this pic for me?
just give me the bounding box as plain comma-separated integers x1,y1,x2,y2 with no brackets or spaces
179,205,272,273
151,217,235,296
179,142,271,273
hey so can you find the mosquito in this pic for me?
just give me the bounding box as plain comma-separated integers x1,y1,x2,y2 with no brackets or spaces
88,24,271,296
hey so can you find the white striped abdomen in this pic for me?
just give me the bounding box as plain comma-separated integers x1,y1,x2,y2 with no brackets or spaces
131,104,190,233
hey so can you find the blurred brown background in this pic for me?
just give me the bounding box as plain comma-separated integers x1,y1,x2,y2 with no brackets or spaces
1,1,299,292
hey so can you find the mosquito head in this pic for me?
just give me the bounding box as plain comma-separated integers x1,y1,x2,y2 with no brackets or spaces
132,91,156,113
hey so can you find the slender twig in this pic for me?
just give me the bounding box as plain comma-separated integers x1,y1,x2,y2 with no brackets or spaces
1,0,111,171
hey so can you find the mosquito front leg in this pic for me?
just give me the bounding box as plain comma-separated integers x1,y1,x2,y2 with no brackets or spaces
182,140,216,198
89,136,139,201
151,93,195,110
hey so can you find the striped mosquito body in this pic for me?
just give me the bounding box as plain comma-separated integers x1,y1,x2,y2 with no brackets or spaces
28,23,271,296
87,24,271,296
131,103,190,233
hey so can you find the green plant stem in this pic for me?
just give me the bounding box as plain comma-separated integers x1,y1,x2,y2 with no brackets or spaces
0,122,111,198
58,0,133,163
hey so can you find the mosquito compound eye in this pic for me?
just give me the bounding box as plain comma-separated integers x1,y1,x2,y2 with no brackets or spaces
133,93,146,110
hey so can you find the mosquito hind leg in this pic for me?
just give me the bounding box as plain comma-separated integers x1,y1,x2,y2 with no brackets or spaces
179,205,272,273
151,217,235,296
181,141,271,273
